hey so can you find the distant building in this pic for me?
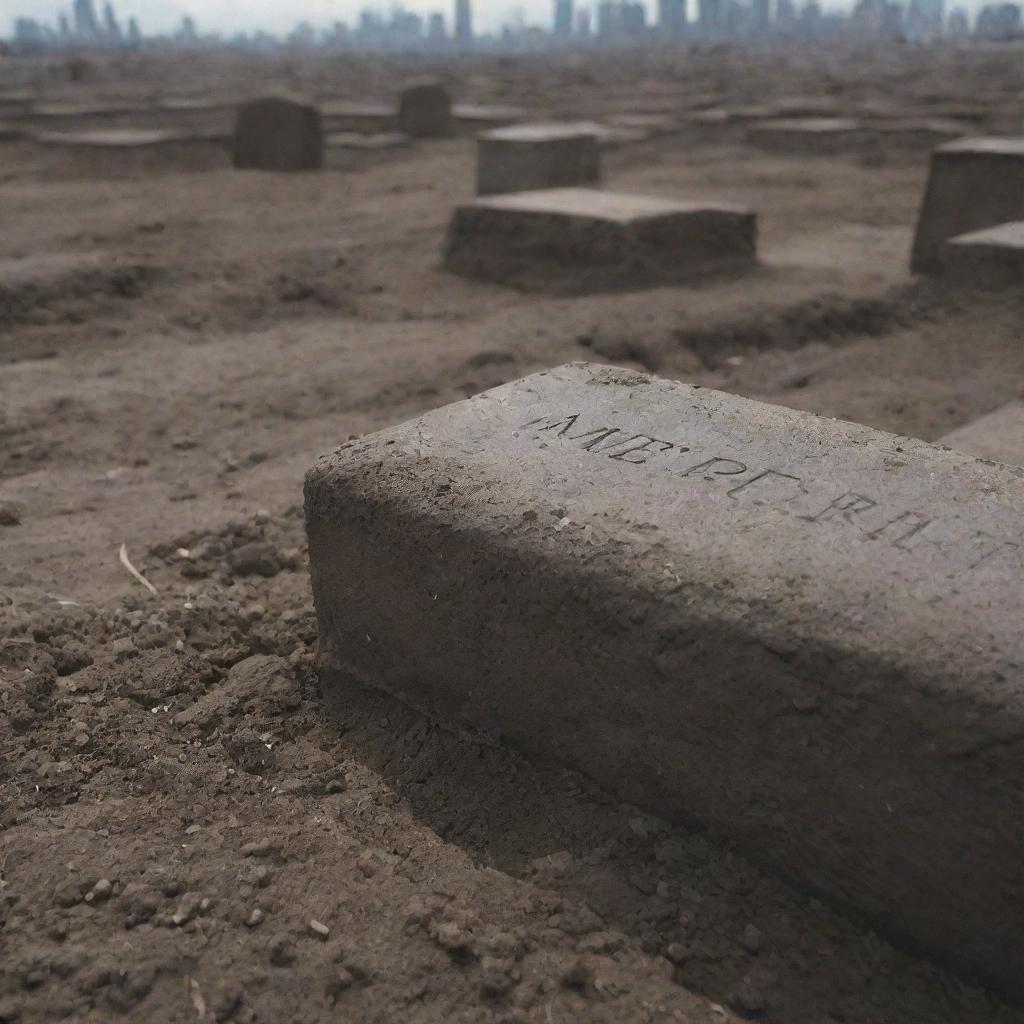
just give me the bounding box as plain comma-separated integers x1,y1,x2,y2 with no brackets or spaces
699,0,724,31
597,0,647,36
577,8,593,35
776,0,797,22
72,0,100,38
427,11,447,42
975,2,1022,36
102,2,122,42
880,0,905,33
455,0,474,44
658,0,688,35
554,0,575,35
947,5,969,33
14,17,49,47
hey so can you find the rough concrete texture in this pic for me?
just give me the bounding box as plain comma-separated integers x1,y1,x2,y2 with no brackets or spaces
232,96,323,173
747,118,863,154
397,81,453,138
32,128,192,148
306,362,1024,1003
938,220,1024,282
940,400,1024,465
319,100,397,134
443,188,756,293
910,137,1024,271
476,122,602,195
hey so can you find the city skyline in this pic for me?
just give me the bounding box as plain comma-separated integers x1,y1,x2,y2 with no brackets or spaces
5,0,990,39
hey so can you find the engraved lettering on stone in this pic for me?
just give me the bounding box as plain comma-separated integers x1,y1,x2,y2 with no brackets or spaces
568,427,625,451
679,457,748,479
535,413,580,436
964,531,1021,570
803,491,877,524
726,469,807,503
868,511,932,550
608,435,675,464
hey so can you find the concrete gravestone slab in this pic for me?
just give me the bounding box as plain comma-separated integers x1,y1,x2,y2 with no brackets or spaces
938,220,1024,282
476,122,602,195
306,362,1024,1001
233,96,323,172
443,188,756,293
33,128,190,147
747,117,863,154
397,81,453,138
940,400,1024,464
910,137,1024,272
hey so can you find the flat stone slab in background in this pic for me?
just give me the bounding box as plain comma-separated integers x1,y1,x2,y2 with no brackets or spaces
443,188,756,292
940,399,1024,464
476,121,602,195
307,362,1024,1002
33,128,193,148
940,220,1024,282
910,136,1024,272
747,117,863,153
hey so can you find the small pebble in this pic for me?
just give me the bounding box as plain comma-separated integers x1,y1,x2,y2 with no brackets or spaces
309,919,330,939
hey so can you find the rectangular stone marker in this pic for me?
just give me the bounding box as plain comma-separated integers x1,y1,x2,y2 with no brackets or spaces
476,122,603,195
938,220,1024,283
443,188,756,293
746,117,863,155
940,399,1024,465
910,137,1024,272
307,363,1024,1002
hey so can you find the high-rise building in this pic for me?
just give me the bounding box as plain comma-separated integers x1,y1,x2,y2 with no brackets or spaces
752,0,772,27
72,0,100,38
455,0,474,44
622,1,647,31
427,11,447,42
554,0,575,35
658,0,687,34
102,2,122,42
699,0,723,29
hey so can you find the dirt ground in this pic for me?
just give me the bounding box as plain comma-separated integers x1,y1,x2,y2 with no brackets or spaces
2,44,1024,1024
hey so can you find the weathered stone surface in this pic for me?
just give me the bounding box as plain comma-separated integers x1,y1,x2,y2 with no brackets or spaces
453,103,528,131
33,128,191,148
319,100,397,134
443,188,756,293
232,96,323,172
910,137,1024,272
306,362,1024,1001
477,122,602,195
397,81,452,138
938,220,1024,283
324,132,411,171
940,400,1024,464
747,117,863,154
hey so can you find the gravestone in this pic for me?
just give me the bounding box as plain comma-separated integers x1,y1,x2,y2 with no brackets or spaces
233,96,323,172
306,362,1024,1002
938,220,1024,283
476,122,602,195
443,188,756,293
940,400,1024,464
910,137,1024,272
397,81,452,138
747,117,863,155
